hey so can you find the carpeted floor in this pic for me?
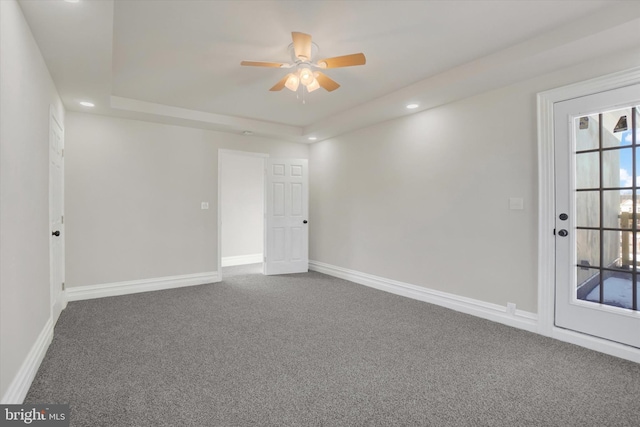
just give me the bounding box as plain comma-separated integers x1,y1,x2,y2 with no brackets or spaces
26,265,640,426
221,263,263,277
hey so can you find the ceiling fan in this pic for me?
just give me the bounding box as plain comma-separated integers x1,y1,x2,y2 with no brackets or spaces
241,32,366,93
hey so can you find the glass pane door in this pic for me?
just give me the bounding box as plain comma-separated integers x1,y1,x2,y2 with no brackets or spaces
575,106,639,312
554,83,640,349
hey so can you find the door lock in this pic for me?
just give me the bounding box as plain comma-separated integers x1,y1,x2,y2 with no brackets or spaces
559,213,568,220
52,230,60,237
558,229,568,237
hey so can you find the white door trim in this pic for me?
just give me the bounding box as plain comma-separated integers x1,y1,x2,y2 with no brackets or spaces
217,149,269,280
537,67,640,361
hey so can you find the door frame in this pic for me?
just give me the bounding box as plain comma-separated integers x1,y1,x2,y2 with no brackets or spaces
537,66,640,362
217,149,269,280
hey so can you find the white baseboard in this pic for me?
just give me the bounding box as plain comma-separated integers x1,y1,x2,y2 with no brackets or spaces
1,317,54,404
549,326,640,363
222,254,263,267
66,271,220,302
309,260,538,333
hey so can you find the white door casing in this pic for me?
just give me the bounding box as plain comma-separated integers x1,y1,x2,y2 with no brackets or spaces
538,67,640,363
49,107,65,321
265,158,309,275
554,84,640,348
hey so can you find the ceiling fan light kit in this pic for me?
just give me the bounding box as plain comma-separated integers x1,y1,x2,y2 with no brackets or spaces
284,73,300,91
241,31,366,96
306,75,321,93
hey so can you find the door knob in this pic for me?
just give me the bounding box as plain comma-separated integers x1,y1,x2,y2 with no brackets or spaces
303,220,308,224
558,229,568,237
52,230,60,237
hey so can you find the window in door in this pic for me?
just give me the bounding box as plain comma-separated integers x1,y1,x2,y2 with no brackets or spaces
574,106,639,311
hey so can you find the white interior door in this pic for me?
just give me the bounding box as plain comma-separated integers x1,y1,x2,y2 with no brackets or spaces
554,84,640,348
265,158,308,275
49,109,65,321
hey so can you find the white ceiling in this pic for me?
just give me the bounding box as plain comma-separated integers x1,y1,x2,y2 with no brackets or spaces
18,0,640,143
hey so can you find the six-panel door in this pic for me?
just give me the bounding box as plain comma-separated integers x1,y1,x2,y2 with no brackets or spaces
265,159,309,275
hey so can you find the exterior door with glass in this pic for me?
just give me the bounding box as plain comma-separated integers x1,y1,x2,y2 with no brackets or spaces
554,84,640,348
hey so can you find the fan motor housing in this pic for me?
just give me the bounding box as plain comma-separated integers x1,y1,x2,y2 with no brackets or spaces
288,42,319,63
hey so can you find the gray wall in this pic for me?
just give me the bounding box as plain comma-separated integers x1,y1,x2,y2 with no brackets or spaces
309,48,640,314
0,0,65,400
310,84,538,311
221,152,264,260
64,113,308,287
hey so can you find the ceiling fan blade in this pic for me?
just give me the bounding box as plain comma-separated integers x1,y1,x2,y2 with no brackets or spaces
241,61,285,68
317,53,366,68
315,72,340,92
292,32,312,60
269,74,290,91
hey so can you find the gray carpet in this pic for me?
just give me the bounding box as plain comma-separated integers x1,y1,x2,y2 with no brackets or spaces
26,265,640,426
221,263,263,277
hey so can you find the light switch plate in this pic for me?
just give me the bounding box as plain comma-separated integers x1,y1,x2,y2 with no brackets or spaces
509,197,524,210
201,202,209,210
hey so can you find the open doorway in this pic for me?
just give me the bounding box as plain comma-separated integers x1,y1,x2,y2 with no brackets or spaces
218,149,268,280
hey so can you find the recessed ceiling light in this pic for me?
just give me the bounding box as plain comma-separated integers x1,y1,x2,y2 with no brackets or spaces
65,0,80,3
406,104,419,109
79,101,94,107
242,131,253,136
308,137,317,141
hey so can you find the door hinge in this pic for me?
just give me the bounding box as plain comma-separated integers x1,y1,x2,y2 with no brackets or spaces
264,256,267,262
61,215,64,224
62,282,65,291
61,149,64,157
553,228,556,235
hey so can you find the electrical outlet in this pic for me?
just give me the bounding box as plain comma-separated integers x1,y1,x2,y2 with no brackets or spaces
507,302,516,316
201,202,209,210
